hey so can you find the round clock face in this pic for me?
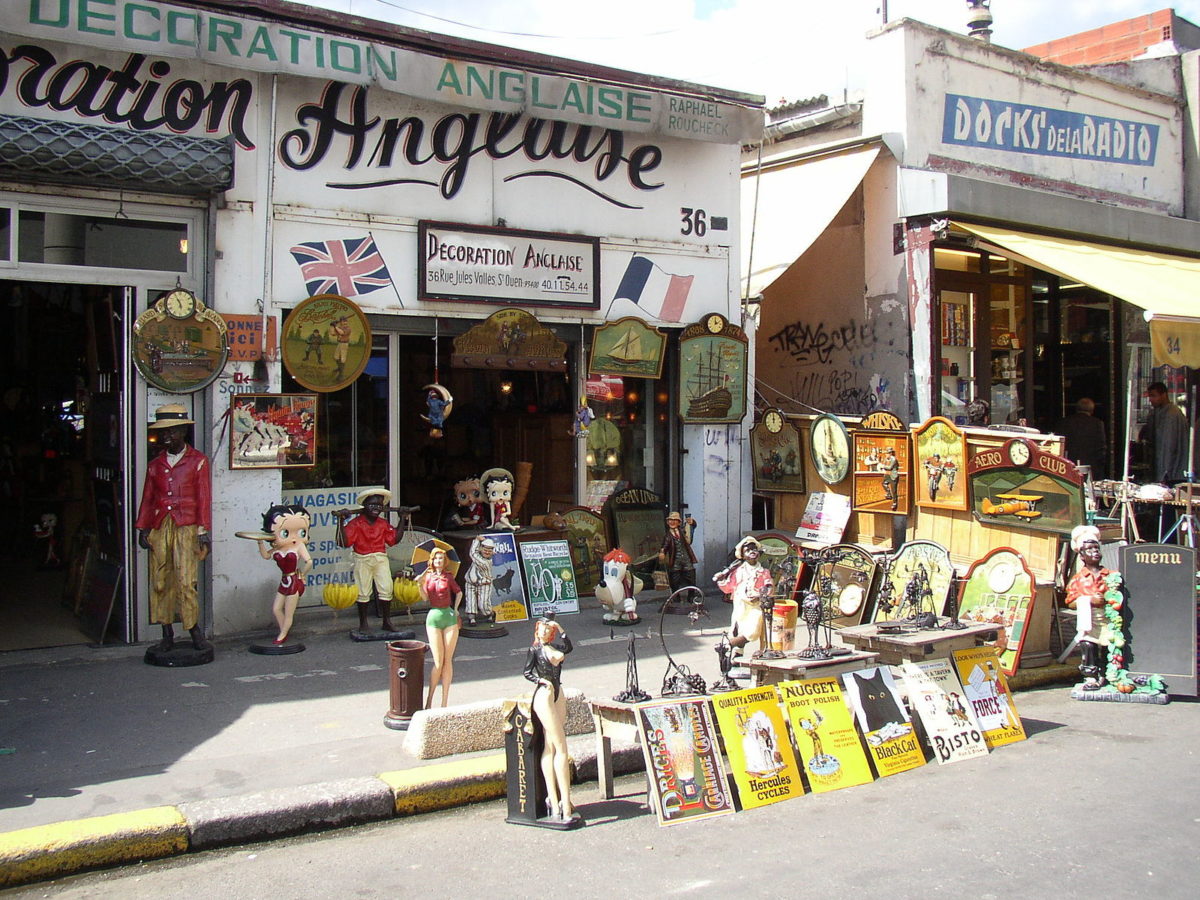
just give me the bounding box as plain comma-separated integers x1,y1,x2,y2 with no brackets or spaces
1008,440,1031,466
705,313,725,334
164,289,197,319
764,410,784,433
987,560,1017,594
838,583,864,616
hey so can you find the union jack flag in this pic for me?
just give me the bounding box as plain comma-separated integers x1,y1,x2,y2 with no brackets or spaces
289,235,394,298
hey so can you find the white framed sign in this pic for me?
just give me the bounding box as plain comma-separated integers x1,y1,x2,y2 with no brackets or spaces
419,221,600,309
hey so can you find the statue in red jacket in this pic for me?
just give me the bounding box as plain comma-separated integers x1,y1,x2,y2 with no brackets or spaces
135,404,212,654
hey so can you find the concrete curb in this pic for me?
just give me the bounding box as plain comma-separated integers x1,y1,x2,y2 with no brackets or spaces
0,806,188,888
0,736,650,888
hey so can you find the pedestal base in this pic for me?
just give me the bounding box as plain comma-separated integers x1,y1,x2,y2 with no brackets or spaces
506,812,585,830
249,640,305,655
461,621,509,639
144,644,215,667
383,712,415,730
1070,686,1169,704
602,615,640,627
350,629,416,642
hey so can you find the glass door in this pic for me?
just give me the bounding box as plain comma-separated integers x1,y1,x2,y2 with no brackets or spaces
937,289,978,425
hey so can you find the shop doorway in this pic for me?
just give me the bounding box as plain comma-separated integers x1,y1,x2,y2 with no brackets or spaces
0,279,125,651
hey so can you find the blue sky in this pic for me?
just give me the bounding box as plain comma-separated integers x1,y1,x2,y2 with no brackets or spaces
303,2,1200,100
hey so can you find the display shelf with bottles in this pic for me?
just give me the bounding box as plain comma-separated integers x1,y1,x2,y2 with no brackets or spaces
989,284,1027,424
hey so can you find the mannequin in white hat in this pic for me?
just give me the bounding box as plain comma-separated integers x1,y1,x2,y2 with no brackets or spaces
135,404,212,654
1065,524,1113,690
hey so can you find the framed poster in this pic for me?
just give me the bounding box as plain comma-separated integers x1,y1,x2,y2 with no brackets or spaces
900,659,988,765
229,394,317,469
951,647,1027,748
967,438,1086,536
794,492,851,545
871,540,955,623
516,535,580,617
809,414,851,485
677,313,748,424
282,293,372,393
590,316,667,379
475,531,529,623
852,430,910,515
751,409,806,494
811,544,877,628
913,416,969,510
779,678,875,793
636,699,735,826
958,548,1036,675
606,487,667,568
841,667,925,777
132,290,229,394
711,686,805,809
559,507,608,597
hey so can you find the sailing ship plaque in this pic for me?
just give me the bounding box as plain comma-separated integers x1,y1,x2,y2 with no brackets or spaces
677,313,748,424
590,316,667,379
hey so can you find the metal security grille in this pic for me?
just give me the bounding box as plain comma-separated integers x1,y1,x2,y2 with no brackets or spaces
0,114,233,195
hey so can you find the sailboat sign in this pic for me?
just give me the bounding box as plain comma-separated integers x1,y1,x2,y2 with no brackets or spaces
590,316,667,379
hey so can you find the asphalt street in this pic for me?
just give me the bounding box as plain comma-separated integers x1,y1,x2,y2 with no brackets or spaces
10,683,1199,899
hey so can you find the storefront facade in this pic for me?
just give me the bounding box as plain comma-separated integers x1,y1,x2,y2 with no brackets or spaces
0,0,764,645
745,18,1200,482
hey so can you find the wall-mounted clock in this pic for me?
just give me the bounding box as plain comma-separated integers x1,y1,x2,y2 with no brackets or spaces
132,289,229,394
705,313,726,334
763,408,785,434
1007,439,1032,467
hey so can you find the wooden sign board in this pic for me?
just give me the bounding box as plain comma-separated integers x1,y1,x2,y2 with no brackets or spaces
451,307,567,371
1119,544,1198,696
967,438,1085,536
677,314,748,424
852,430,911,516
559,507,608,597
229,393,317,469
751,411,806,494
812,544,877,628
871,540,954,623
958,547,1037,675
590,316,666,379
711,686,806,810
913,416,969,511
636,699,735,826
606,487,667,568
516,535,580,618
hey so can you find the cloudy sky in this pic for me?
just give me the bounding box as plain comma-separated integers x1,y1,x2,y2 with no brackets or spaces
301,1,1200,101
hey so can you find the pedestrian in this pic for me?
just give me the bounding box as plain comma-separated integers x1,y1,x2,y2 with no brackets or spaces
1141,382,1189,484
1057,397,1106,479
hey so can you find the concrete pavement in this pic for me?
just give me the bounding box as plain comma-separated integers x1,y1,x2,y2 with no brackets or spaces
0,592,1078,888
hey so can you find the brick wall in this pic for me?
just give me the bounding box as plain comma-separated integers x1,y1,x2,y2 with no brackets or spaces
1023,8,1177,65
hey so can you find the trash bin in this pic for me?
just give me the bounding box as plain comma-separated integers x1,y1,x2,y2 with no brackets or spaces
384,639,428,730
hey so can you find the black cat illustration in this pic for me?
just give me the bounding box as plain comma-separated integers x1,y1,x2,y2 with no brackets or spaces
848,669,905,732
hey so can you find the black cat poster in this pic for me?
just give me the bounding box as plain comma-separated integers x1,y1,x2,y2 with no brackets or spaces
841,667,925,777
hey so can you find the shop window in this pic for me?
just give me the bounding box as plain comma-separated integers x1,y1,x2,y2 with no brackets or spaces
933,247,977,273
282,335,390,491
583,374,669,508
0,207,10,260
17,211,188,272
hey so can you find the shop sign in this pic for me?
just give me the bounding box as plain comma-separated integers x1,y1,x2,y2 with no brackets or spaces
900,660,988,765
678,313,748,424
958,548,1037,675
451,308,567,372
516,536,580,618
951,647,1027,748
221,315,277,362
420,222,598,310
942,93,1159,166
967,438,1085,536
711,686,805,810
779,678,875,793
841,667,925,778
2,2,761,144
589,317,666,379
635,698,734,826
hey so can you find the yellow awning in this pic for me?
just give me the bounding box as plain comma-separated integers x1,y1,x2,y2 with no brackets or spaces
957,222,1200,319
958,221,1200,367
741,145,880,297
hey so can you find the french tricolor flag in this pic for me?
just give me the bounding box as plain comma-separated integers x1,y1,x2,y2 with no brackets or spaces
612,255,694,323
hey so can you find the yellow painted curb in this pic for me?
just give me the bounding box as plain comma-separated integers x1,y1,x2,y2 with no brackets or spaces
0,806,188,888
379,754,507,816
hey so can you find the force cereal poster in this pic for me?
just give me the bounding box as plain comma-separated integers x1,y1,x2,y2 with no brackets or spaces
711,686,805,809
952,647,1027,748
779,678,875,793
637,699,734,826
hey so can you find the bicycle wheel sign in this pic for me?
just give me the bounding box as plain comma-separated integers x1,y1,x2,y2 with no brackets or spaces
516,536,580,617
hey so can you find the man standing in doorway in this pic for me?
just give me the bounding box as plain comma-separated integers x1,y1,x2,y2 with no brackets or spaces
1143,382,1190,485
